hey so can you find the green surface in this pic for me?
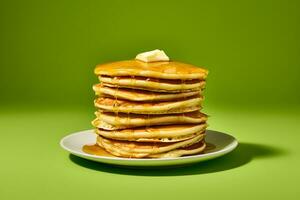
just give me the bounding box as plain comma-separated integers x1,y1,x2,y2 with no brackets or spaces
0,0,300,200
1,106,300,199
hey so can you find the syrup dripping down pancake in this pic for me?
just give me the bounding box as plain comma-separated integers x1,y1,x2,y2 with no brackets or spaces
93,84,202,102
99,76,206,93
92,111,208,130
95,123,207,142
94,96,203,114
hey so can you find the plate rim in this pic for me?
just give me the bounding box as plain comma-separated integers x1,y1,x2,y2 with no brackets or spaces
60,129,238,162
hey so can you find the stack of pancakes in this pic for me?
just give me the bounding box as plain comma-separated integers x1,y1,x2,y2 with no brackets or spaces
92,60,208,158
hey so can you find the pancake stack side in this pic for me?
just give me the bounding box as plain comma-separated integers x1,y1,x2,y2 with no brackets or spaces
91,60,208,158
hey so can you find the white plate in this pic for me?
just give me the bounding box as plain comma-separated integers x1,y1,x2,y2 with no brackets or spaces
60,130,238,167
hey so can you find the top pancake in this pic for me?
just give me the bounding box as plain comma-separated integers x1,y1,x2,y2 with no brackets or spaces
95,60,208,80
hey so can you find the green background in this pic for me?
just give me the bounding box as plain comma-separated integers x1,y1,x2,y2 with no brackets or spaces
0,0,299,199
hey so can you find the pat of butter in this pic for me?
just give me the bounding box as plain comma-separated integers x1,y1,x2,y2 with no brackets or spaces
135,49,169,62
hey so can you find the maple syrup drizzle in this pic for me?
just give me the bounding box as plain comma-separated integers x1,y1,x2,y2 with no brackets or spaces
96,60,208,79
146,114,151,129
181,78,187,119
99,78,103,88
151,90,155,101
112,77,120,127
181,112,185,123
98,78,104,98
145,77,152,129
181,79,185,92
83,144,116,157
126,111,130,126
97,79,103,124
131,75,136,86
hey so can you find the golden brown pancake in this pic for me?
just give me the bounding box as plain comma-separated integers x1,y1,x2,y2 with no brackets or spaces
93,84,201,102
92,111,208,130
94,96,203,114
99,76,206,93
94,60,208,80
95,123,207,142
97,133,204,158
148,141,206,158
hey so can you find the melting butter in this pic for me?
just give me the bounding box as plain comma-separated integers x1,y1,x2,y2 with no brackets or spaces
135,49,169,62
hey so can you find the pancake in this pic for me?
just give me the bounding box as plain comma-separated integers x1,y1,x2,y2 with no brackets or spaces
94,96,203,114
93,111,208,130
95,123,207,142
148,141,206,158
99,76,206,93
94,60,208,80
97,133,204,158
93,84,201,102
97,128,204,143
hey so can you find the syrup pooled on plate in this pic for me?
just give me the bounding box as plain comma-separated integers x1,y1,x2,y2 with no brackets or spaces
82,144,116,157
82,142,216,158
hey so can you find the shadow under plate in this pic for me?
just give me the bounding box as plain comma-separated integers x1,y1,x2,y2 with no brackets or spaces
69,141,286,176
